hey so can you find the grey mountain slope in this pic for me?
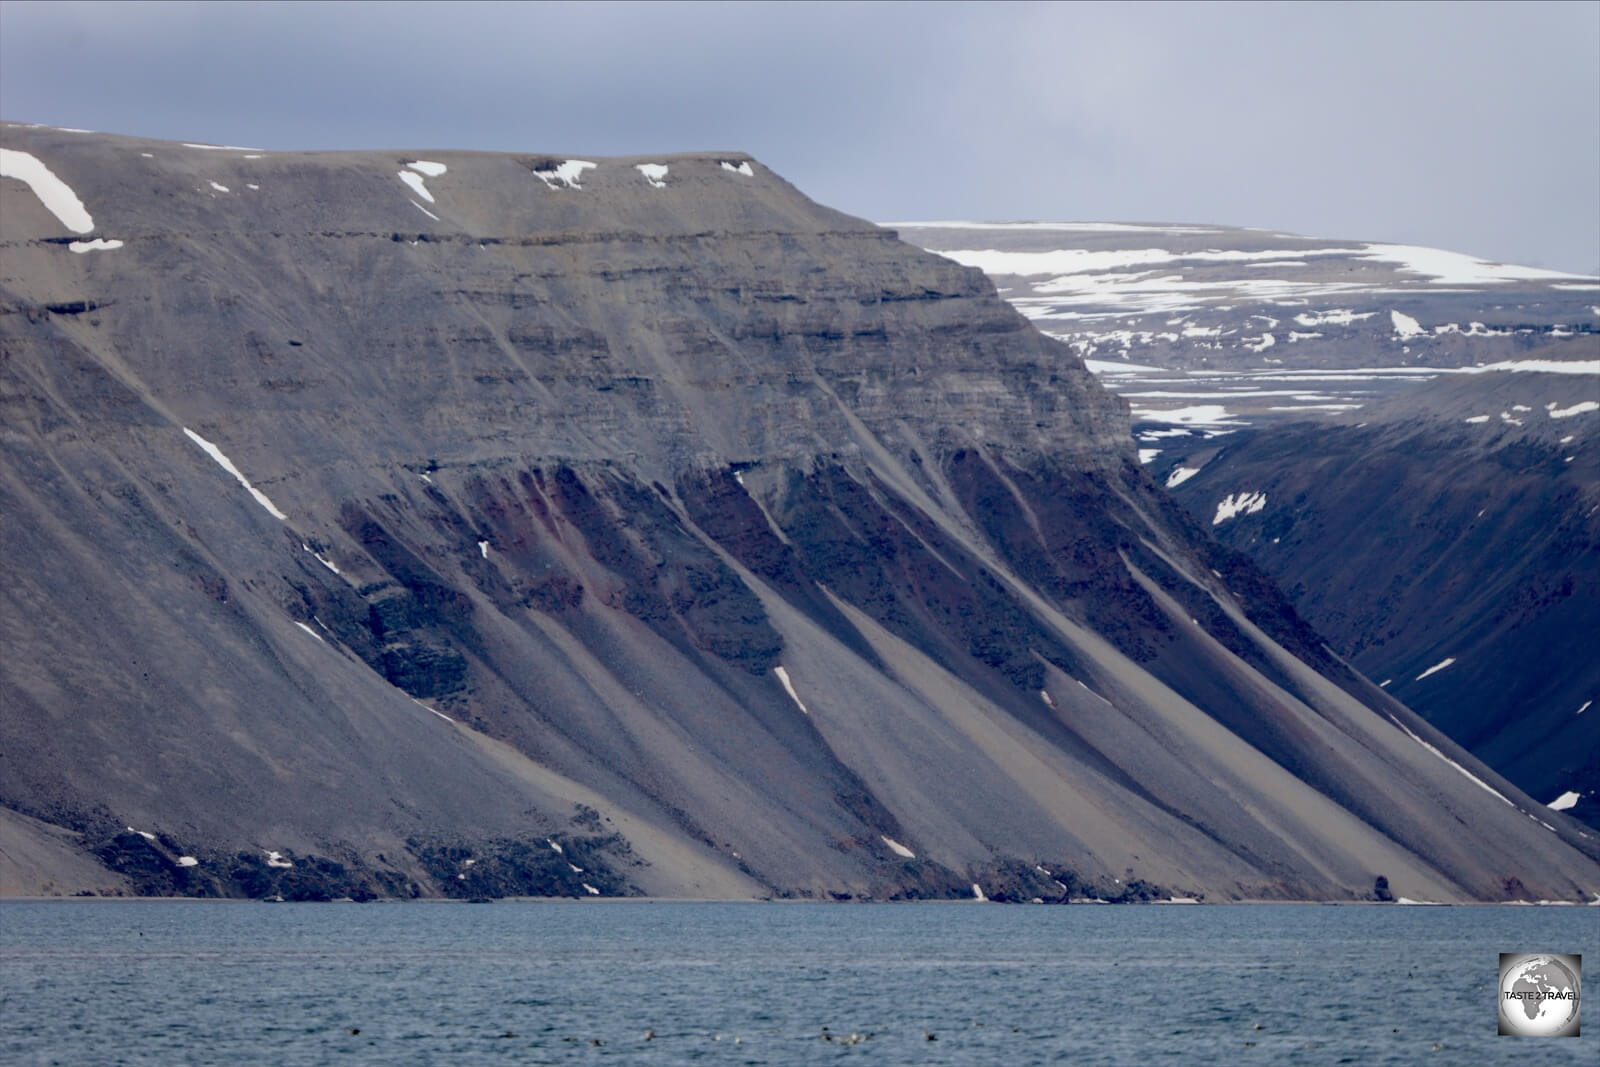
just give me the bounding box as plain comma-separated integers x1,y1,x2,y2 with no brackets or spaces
890,222,1599,830
1158,365,1599,822
3,126,1597,902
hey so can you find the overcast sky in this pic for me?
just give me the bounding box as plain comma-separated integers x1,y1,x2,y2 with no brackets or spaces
4,1,1596,273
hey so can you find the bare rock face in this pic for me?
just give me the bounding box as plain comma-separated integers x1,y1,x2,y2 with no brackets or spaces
3,125,1598,902
889,223,1598,831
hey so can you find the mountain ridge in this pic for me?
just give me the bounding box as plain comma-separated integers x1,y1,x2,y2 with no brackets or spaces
4,126,1597,903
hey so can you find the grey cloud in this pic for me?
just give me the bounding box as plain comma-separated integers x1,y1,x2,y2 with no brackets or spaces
3,0,1595,273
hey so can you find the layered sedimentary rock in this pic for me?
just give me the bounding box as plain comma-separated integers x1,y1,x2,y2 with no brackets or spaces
890,222,1598,828
2,126,1597,902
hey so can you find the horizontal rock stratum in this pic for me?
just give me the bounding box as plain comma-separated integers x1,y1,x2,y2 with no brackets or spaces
2,124,1597,903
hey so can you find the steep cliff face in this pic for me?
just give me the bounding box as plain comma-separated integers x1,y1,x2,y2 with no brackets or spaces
887,223,1598,830
1161,367,1599,825
3,126,1597,902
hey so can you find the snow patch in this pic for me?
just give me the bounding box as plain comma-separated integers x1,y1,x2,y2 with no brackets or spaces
293,621,324,643
547,838,564,854
1549,791,1580,812
182,428,288,520
880,835,916,859
176,856,199,867
208,181,229,193
1415,657,1455,681
1166,467,1200,488
1360,243,1594,284
1579,701,1592,715
533,160,596,189
1039,689,1055,708
406,160,447,177
971,883,986,901
1247,332,1276,353
69,238,122,253
720,160,754,177
265,850,294,868
1463,415,1491,424
303,544,341,575
1548,401,1599,419
1138,448,1160,464
478,539,489,559
774,665,810,715
1083,358,1164,375
1389,310,1424,338
582,883,601,896
1294,309,1374,327
126,827,157,841
183,142,264,152
635,163,669,188
1134,404,1240,427
410,200,440,221
397,170,434,203
1462,359,1599,375
1213,491,1266,525
0,148,95,232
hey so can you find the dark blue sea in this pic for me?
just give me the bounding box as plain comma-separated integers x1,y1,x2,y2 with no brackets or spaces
1,899,1595,1065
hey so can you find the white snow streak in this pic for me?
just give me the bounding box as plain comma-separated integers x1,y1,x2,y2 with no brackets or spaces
774,665,810,715
635,163,669,188
478,539,489,559
183,142,264,152
1415,657,1455,681
1166,467,1200,488
182,428,288,520
880,835,916,859
1463,359,1600,376
398,170,434,203
1463,415,1491,424
303,544,341,574
406,160,447,177
720,161,755,176
293,621,324,643
0,148,95,232
1549,401,1599,419
971,883,987,901
208,181,230,193
582,883,601,895
411,200,440,221
68,238,123,253
1389,715,1516,807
